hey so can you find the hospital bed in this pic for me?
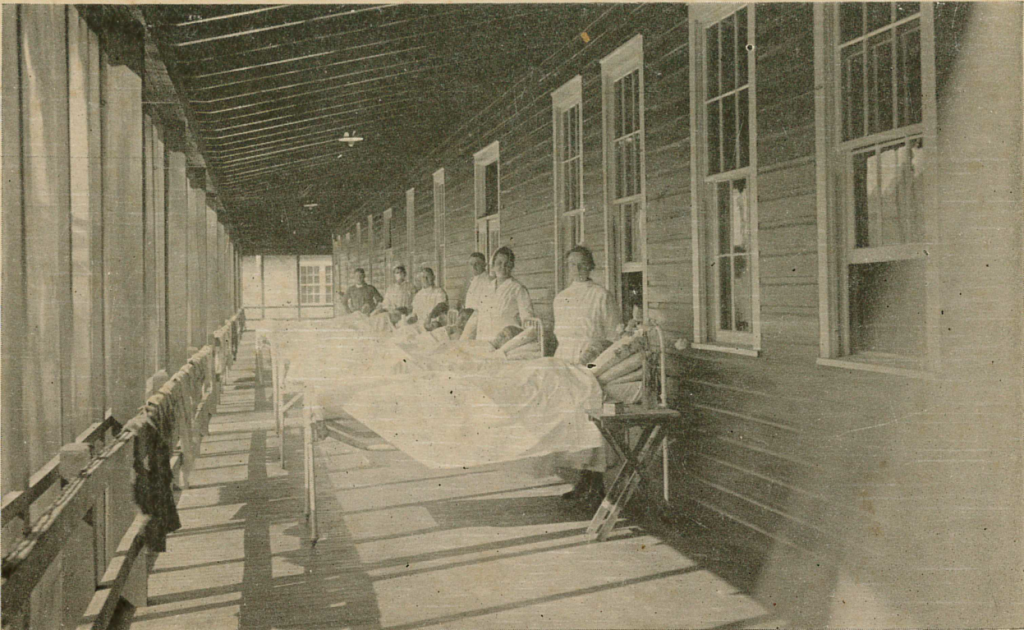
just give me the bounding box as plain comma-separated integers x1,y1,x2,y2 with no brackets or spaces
257,315,549,543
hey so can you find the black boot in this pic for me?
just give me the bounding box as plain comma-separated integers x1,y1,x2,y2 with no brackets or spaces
562,470,597,500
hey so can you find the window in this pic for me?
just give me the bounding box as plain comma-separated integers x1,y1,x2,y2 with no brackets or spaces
601,35,646,323
433,168,446,287
816,3,938,373
552,76,585,290
299,264,331,305
690,5,761,353
382,207,393,251
474,141,501,263
406,188,415,272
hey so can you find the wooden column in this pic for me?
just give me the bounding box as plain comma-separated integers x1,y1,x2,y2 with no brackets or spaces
101,24,145,425
69,8,104,435
206,204,218,340
143,115,157,378
21,4,72,464
165,150,189,371
2,4,27,499
154,126,167,369
188,178,207,350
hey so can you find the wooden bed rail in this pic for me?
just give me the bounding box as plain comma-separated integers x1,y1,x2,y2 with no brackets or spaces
0,308,245,630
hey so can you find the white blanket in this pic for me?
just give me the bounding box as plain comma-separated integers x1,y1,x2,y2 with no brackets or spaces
325,358,604,469
270,326,606,469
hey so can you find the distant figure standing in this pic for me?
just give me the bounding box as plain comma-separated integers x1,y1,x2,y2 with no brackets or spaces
461,252,490,312
345,268,382,315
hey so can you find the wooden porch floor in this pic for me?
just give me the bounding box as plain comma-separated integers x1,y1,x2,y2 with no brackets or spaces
130,334,777,630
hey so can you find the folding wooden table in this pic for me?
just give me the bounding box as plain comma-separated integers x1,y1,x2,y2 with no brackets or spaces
586,405,682,541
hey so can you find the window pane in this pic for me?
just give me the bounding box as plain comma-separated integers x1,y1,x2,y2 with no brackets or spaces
895,3,919,21
842,46,865,141
614,78,623,139
722,93,736,172
485,162,498,216
849,259,926,356
717,182,731,255
867,32,894,134
623,204,634,262
615,141,624,199
737,7,748,87
866,1,892,33
738,88,749,168
718,256,733,331
630,133,638,194
897,21,922,127
853,150,871,248
733,254,752,332
730,179,749,254
721,13,735,95
707,100,721,174
840,3,865,44
632,70,641,137
631,203,642,261
706,23,720,99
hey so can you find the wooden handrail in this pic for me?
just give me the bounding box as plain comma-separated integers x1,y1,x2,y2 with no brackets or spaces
1,308,245,630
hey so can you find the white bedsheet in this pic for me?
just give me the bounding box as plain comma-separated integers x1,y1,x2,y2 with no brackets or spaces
270,325,605,469
318,357,604,469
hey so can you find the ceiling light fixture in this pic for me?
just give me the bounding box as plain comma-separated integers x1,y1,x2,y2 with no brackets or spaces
338,131,364,146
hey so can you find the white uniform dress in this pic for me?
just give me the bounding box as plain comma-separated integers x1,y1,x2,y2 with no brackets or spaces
552,279,621,364
463,273,491,311
462,276,534,343
411,286,448,323
380,281,416,313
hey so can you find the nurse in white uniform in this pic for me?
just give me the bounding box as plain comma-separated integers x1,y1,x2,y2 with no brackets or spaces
553,246,621,364
552,245,620,504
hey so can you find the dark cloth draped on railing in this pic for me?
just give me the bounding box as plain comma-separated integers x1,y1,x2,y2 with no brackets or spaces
132,397,182,552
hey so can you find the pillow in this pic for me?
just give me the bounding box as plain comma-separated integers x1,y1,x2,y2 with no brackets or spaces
577,339,613,366
490,325,524,350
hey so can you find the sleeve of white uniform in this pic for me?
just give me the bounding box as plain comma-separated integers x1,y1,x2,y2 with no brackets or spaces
461,311,478,340
602,288,621,340
517,284,535,322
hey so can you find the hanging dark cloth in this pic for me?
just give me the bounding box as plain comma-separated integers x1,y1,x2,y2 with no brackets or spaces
131,392,183,552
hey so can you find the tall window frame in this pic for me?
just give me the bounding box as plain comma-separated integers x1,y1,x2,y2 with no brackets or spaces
815,2,939,376
406,188,416,273
433,168,446,288
552,75,585,291
382,208,393,288
474,141,501,264
689,5,761,355
366,214,375,284
601,35,647,319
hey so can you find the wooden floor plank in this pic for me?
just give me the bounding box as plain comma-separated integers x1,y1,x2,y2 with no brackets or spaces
131,333,775,630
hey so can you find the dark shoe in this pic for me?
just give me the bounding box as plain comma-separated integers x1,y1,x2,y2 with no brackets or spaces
561,471,595,500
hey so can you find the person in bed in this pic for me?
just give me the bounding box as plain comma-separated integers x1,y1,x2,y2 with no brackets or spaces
408,267,448,328
374,265,416,315
460,247,534,343
552,245,619,505
553,246,621,364
346,268,383,315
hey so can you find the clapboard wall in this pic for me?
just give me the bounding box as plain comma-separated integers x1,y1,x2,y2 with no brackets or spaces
330,4,1023,625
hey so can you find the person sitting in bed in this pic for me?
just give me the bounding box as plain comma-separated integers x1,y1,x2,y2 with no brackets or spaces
460,247,534,344
346,268,383,315
408,267,448,328
374,265,417,316
553,246,621,365
552,245,619,505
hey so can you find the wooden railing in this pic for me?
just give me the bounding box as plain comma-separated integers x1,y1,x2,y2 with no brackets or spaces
0,309,245,630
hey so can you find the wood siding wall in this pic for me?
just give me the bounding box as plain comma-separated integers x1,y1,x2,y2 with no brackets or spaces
330,5,1022,625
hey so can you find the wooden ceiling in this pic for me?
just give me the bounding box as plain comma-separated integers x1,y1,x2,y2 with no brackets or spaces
144,4,602,253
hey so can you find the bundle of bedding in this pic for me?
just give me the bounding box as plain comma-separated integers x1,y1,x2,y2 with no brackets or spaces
587,333,646,405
